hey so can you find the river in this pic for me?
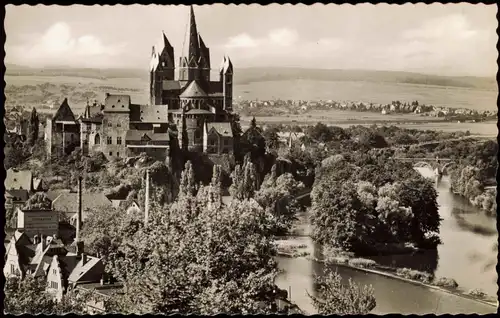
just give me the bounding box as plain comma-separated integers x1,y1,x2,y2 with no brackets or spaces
275,167,498,314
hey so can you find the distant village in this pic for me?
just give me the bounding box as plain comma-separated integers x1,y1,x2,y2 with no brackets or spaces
235,98,496,122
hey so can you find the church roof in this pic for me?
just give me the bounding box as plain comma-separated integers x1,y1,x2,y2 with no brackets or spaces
207,122,233,137
162,80,181,91
180,81,207,98
53,98,76,122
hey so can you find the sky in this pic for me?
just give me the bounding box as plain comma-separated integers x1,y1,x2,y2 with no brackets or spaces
4,4,498,77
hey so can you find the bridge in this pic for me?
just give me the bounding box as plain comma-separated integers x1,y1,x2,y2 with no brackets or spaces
393,156,459,177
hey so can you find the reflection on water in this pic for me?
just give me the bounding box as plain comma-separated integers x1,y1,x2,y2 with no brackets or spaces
275,167,498,314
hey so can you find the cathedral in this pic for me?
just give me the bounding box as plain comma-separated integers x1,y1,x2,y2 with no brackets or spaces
45,6,235,160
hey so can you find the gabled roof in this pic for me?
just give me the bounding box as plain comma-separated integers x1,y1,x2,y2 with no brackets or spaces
53,98,76,122
207,122,233,137
5,169,33,191
103,94,130,113
51,192,113,219
125,130,170,142
129,104,168,123
68,256,103,283
180,80,207,98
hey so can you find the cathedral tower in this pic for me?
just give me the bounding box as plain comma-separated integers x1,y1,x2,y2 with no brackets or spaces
220,55,234,113
150,32,175,105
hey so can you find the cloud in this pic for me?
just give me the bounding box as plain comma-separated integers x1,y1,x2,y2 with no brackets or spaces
9,22,127,67
403,14,479,41
225,33,258,48
268,28,298,47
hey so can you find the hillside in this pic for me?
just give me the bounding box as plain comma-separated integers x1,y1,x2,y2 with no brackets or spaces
5,64,497,91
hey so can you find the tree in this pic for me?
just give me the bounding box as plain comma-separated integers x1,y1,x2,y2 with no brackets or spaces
263,127,280,150
4,276,89,314
179,161,196,197
308,269,376,315
28,107,40,146
250,116,257,129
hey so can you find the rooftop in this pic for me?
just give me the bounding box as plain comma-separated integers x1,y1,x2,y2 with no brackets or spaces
180,80,207,98
5,168,33,191
103,94,131,113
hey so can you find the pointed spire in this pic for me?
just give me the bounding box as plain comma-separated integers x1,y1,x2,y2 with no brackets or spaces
188,5,200,64
162,30,173,50
219,55,227,73
223,55,233,74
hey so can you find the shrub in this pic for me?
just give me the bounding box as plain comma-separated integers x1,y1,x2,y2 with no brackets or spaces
395,268,433,284
433,277,459,289
348,258,377,268
467,289,486,298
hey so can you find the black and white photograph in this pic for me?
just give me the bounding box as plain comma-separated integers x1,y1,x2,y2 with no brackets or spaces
2,3,498,315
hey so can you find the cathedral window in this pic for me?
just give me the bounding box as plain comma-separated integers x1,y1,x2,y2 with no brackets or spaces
107,122,112,127
107,137,112,145
117,123,121,127
162,62,165,67
117,137,122,145
95,134,101,145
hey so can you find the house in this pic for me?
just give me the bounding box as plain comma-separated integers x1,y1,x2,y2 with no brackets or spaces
4,231,67,279
17,194,58,238
51,192,113,225
125,200,141,215
203,122,233,154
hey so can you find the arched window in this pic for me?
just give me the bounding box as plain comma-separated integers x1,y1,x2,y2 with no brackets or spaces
95,134,101,145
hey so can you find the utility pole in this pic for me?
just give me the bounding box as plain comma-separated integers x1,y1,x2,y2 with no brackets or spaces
145,169,150,227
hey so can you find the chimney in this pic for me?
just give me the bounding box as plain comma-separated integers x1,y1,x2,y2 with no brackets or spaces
33,235,39,245
81,253,87,265
76,241,84,257
76,176,83,242
144,169,150,227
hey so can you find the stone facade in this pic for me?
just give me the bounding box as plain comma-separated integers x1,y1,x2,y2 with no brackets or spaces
44,6,236,162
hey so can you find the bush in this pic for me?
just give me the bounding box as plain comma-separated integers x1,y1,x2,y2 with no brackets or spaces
467,289,486,298
348,258,377,268
433,277,459,289
395,268,433,284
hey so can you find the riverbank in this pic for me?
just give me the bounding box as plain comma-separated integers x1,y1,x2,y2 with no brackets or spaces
307,255,498,308
275,240,497,309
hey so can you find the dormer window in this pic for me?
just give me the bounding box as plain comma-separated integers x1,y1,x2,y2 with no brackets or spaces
112,105,115,108
117,99,121,103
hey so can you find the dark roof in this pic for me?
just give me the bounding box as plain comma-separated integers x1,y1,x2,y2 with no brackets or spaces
68,255,104,283
125,130,170,142
185,109,213,115
51,192,113,220
180,81,207,98
5,169,33,190
5,189,30,202
53,98,76,122
206,122,233,137
162,80,181,91
103,94,130,113
129,104,168,123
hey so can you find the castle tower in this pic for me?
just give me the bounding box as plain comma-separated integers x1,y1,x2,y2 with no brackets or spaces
150,32,175,105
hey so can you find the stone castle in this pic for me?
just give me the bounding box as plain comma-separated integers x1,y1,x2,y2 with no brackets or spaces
45,6,235,161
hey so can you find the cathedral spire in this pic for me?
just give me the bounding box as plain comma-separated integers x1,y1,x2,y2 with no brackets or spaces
188,5,200,65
